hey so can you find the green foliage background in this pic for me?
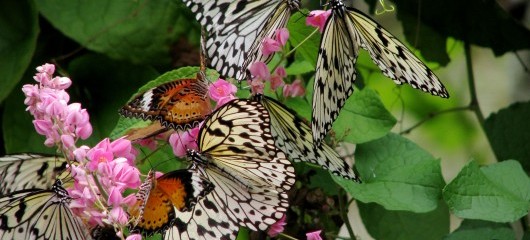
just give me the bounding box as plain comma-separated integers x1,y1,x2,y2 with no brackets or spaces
1,0,529,239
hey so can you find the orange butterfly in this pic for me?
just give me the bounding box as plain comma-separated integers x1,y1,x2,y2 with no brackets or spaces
129,169,213,235
119,72,212,132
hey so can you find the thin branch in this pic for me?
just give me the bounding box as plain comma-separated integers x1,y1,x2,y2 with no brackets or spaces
338,189,356,240
464,41,485,124
400,106,471,134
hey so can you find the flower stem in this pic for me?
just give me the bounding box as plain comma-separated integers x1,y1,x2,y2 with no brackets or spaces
278,232,299,240
338,189,356,239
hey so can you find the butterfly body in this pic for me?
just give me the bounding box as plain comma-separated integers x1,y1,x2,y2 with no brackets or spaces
120,77,211,131
165,99,295,239
312,0,449,144
130,169,213,235
183,0,300,80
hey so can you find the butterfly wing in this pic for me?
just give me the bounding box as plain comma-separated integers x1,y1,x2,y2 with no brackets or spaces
257,95,360,181
164,196,239,240
346,7,449,98
182,0,300,80
0,153,67,195
0,180,88,240
119,77,211,131
130,169,213,235
166,99,295,238
312,6,360,144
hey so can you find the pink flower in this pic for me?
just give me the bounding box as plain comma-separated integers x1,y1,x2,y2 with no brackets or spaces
136,138,157,150
126,234,142,240
250,79,265,95
267,215,286,237
109,207,128,225
248,62,270,81
262,37,282,56
306,230,323,240
169,127,199,157
216,95,236,108
23,63,93,155
270,67,286,91
209,79,237,102
306,10,331,33
275,28,289,46
283,79,306,98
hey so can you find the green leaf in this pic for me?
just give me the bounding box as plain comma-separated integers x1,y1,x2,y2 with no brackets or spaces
287,11,320,66
358,201,449,240
332,88,396,144
38,0,199,66
109,67,218,139
443,160,530,222
0,0,39,103
285,59,314,75
444,219,515,240
334,133,445,212
484,101,530,172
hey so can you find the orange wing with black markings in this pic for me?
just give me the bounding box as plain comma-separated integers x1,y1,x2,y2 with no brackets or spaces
129,169,213,235
119,74,212,131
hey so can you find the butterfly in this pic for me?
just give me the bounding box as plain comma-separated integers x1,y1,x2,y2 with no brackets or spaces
129,169,214,235
119,72,212,132
0,153,67,195
164,99,296,239
0,178,90,239
312,0,449,144
253,94,360,181
181,0,301,81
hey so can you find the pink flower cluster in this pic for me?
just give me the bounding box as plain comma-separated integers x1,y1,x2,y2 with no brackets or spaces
248,62,305,97
306,10,331,33
22,63,92,157
262,28,289,56
69,137,140,227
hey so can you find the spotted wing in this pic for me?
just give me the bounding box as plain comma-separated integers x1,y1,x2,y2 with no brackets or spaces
182,0,300,80
0,180,89,240
257,95,360,181
346,7,448,98
119,77,211,131
0,153,66,195
312,5,359,145
166,99,295,239
130,169,213,235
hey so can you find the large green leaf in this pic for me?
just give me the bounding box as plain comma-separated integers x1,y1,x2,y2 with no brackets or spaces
444,219,515,240
332,88,396,143
358,201,449,240
443,160,530,222
0,0,39,103
484,101,530,172
334,133,445,212
38,0,199,66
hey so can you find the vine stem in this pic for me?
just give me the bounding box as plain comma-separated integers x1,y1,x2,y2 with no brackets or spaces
278,232,299,240
270,28,319,73
338,189,356,240
400,106,471,134
464,41,485,124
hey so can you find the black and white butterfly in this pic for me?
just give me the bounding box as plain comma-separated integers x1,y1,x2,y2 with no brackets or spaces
312,0,449,144
0,153,66,195
181,0,301,81
0,178,89,239
253,94,360,181
164,99,296,239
